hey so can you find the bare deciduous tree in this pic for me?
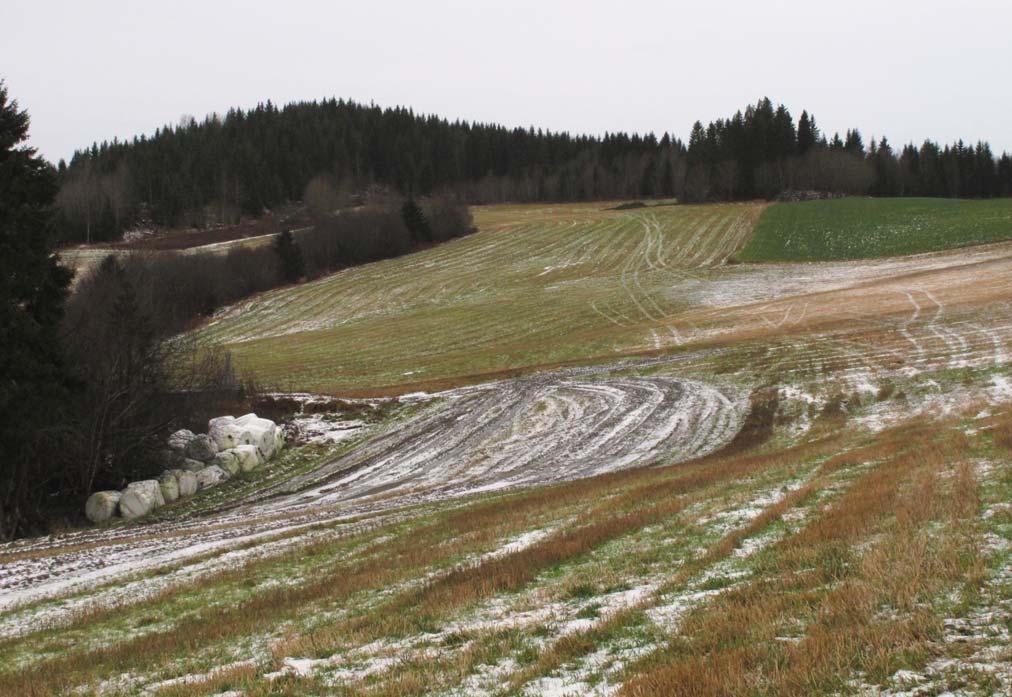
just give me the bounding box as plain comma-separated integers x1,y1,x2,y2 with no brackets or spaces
56,159,102,243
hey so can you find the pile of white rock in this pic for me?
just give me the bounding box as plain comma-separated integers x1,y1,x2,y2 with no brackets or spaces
85,414,285,524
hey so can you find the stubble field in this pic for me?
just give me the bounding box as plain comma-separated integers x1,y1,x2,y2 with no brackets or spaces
1,198,1010,696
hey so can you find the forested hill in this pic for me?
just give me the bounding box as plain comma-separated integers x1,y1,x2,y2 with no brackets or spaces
56,99,679,241
56,97,1012,242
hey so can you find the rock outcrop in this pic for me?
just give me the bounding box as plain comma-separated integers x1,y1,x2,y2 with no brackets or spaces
231,444,263,472
235,414,284,460
208,416,251,451
212,450,241,476
170,469,199,497
181,458,207,472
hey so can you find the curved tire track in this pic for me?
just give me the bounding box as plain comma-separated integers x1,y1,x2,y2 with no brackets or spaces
0,359,744,621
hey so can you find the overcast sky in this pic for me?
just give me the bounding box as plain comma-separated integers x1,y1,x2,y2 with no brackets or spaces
4,0,1011,163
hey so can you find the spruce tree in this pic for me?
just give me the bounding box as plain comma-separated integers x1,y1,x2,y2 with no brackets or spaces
274,229,305,282
845,129,865,156
798,111,818,154
0,82,74,538
401,198,432,244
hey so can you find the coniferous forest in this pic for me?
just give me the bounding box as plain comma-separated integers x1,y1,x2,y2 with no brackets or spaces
55,97,1012,242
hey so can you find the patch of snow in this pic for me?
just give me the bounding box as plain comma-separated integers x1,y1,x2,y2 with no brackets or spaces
990,374,1012,400
291,415,366,444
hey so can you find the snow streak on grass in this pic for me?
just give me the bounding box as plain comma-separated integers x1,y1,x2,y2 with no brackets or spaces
186,202,763,394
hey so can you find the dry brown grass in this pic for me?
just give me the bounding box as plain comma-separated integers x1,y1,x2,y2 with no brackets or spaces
11,417,959,696
0,434,838,696
152,662,260,697
0,490,585,694
500,472,826,694
992,413,1012,452
278,436,842,660
128,439,844,697
619,424,983,697
0,511,398,656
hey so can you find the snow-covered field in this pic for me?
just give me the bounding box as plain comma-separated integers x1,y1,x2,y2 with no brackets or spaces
0,357,744,623
4,201,1012,696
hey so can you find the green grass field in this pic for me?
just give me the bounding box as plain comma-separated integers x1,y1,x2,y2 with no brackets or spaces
739,197,1012,262
187,202,763,394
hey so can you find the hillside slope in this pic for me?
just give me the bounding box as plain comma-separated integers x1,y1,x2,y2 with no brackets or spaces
2,200,1011,696
189,202,763,393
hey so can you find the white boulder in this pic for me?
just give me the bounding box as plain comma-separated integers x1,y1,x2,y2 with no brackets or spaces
208,416,252,452
185,433,218,462
168,469,198,497
181,458,206,472
167,429,197,453
85,491,121,523
119,480,165,520
212,450,241,476
230,444,263,472
208,414,284,461
158,472,180,502
234,414,284,460
195,465,229,489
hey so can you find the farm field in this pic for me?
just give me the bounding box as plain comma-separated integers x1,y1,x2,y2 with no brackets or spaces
188,199,1012,397
740,197,1012,261
189,201,764,393
2,199,1012,695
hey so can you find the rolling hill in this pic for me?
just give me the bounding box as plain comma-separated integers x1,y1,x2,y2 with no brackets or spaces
2,199,1010,696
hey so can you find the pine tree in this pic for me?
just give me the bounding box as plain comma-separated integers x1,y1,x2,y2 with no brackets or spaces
401,198,432,243
0,82,74,538
274,229,305,282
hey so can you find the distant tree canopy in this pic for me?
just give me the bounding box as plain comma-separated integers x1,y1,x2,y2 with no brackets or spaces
54,97,1012,242
680,99,1012,202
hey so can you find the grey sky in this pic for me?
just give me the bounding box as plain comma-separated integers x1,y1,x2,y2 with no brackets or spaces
4,0,1011,163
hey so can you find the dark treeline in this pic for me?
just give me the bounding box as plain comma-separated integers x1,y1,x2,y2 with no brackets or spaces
56,99,670,242
55,97,1012,242
681,99,1012,202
